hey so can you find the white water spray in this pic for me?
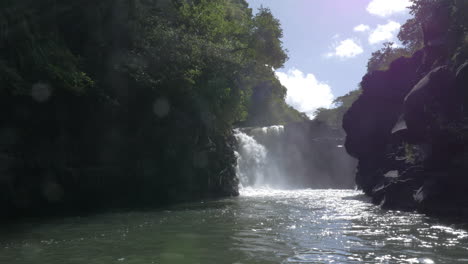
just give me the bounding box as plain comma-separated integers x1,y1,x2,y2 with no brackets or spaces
234,124,357,192
234,126,285,189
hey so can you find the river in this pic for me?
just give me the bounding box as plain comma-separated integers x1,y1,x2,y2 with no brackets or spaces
1,127,468,263
1,188,468,264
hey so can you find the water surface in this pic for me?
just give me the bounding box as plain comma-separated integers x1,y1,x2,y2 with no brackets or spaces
1,189,468,264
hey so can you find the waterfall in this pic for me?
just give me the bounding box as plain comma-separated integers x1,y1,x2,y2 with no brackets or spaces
234,126,285,188
234,124,357,190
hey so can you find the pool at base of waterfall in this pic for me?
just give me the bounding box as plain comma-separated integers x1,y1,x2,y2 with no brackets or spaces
1,189,467,264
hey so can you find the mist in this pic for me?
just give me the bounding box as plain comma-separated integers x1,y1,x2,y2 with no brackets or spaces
234,121,357,189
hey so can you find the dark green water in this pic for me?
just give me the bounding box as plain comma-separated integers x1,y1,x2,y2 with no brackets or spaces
1,189,468,264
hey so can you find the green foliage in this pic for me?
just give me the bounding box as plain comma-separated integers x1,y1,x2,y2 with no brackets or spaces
0,4,94,95
398,0,468,59
238,65,307,126
0,0,305,215
249,7,288,69
314,90,362,128
398,18,424,52
179,0,250,43
121,0,299,127
397,0,441,51
367,42,413,72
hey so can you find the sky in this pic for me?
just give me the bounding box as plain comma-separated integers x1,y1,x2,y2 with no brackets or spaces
245,0,412,118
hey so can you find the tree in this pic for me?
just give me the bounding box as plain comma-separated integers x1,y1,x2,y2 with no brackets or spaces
367,42,413,72
249,7,288,69
0,0,308,216
314,90,362,128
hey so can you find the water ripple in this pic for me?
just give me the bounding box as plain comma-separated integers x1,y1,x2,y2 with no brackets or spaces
0,189,467,263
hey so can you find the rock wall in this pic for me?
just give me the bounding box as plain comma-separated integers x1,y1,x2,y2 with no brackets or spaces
343,44,468,215
0,93,239,218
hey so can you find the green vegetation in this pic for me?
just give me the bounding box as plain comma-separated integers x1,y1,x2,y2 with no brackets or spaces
0,0,306,217
314,90,362,129
366,42,413,72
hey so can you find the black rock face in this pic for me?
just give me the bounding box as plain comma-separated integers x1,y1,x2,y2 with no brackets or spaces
343,43,468,215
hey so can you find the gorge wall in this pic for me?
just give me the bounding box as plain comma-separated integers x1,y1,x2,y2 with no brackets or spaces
343,0,468,215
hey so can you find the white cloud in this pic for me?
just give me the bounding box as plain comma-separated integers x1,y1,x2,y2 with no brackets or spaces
326,39,364,59
354,24,370,32
332,33,341,39
367,0,411,17
368,21,401,44
275,69,334,118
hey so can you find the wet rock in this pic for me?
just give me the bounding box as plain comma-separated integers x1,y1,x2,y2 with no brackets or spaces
372,179,420,210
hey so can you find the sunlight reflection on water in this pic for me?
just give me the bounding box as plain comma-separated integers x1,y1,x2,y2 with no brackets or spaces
0,189,467,264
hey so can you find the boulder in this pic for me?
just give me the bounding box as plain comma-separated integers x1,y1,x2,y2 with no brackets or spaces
344,54,422,159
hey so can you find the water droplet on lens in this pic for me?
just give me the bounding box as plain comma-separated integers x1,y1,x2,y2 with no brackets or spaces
153,97,170,118
41,181,64,202
31,83,52,102
193,152,208,168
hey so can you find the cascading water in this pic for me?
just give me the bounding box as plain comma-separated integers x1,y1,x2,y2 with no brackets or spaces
234,124,357,190
234,130,267,188
234,126,286,189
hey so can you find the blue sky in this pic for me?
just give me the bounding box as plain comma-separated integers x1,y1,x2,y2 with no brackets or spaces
245,0,412,117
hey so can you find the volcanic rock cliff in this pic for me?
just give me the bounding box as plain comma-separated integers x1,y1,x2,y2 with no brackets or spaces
343,1,468,215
